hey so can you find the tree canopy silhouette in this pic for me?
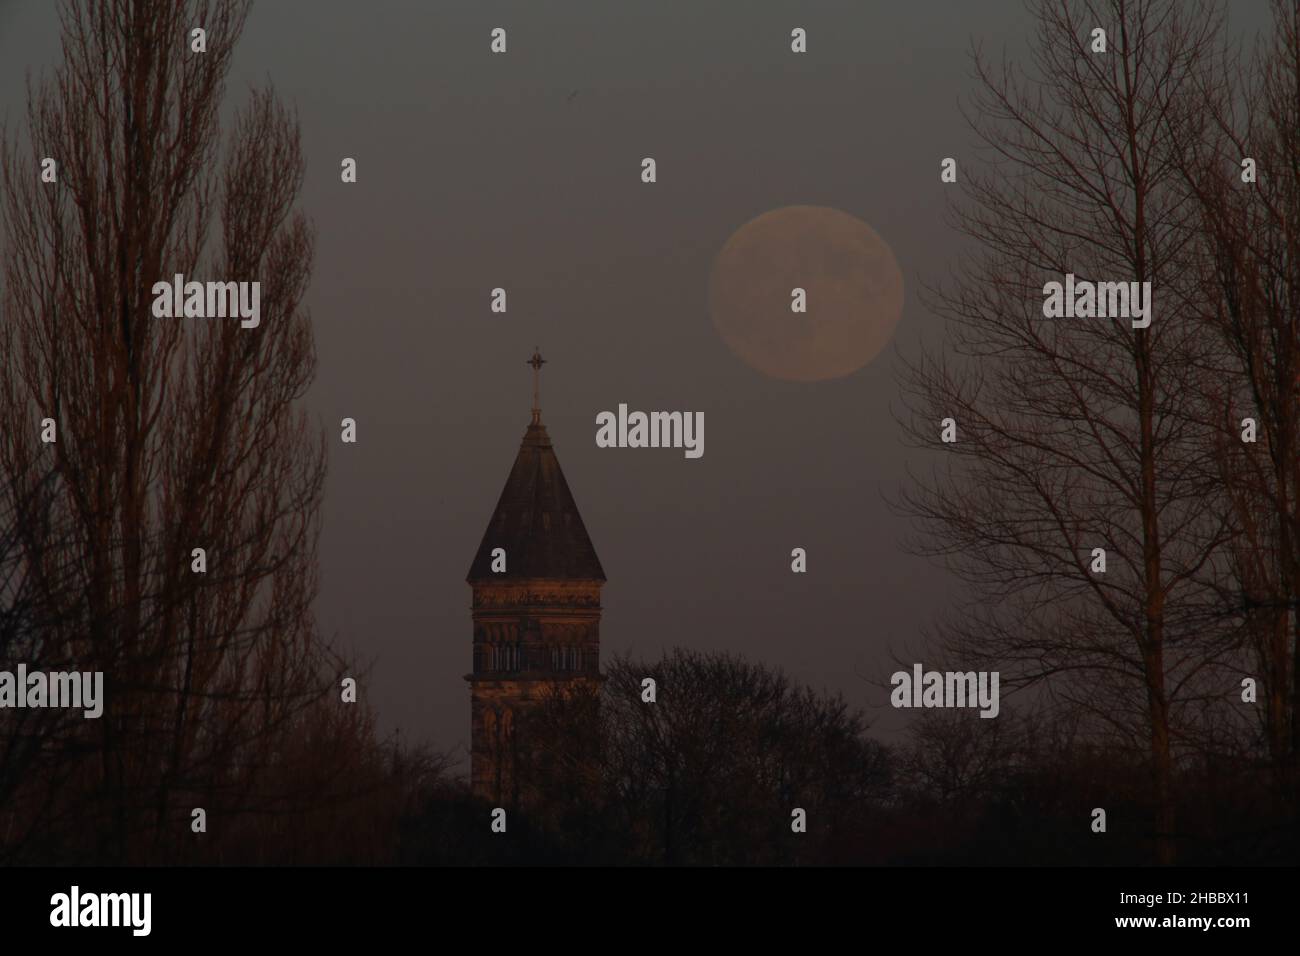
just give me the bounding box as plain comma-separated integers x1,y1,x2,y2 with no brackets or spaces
0,0,361,864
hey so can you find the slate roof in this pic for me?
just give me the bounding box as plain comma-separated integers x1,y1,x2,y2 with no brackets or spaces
467,417,606,583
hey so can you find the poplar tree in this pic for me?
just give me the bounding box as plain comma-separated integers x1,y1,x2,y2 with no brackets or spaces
0,0,350,863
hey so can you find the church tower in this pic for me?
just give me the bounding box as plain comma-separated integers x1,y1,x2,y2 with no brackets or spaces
466,349,605,805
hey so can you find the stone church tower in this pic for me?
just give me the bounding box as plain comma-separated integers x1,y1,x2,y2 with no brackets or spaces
466,350,605,805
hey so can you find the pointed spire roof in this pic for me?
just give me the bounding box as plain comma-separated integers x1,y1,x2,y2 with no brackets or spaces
467,352,605,583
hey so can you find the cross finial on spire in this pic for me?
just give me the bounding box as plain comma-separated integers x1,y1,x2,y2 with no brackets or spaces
528,347,546,423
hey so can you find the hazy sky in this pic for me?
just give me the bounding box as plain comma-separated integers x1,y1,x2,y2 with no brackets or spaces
0,1,1276,767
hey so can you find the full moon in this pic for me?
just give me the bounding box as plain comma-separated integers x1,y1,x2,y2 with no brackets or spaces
708,205,904,382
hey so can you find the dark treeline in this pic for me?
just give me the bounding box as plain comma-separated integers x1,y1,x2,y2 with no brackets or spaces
391,651,1296,866
8,632,1294,865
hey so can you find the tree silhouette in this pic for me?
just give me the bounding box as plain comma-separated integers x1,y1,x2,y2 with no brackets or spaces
894,0,1235,864
1178,0,1300,798
0,0,353,863
521,649,892,865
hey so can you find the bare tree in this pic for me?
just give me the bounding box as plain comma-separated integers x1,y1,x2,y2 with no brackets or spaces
523,650,892,865
1178,0,1300,796
0,0,347,863
894,0,1235,863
